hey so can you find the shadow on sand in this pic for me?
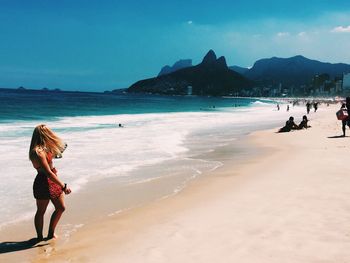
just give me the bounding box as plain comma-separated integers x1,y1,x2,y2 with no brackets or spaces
328,135,347,139
0,238,49,254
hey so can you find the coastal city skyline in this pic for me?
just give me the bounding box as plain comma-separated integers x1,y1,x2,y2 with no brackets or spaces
1,0,350,91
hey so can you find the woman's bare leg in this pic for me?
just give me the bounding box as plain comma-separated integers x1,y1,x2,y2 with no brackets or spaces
35,199,50,241
47,194,66,239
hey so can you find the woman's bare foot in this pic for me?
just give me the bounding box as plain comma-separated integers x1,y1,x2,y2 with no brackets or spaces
47,233,58,240
36,236,44,242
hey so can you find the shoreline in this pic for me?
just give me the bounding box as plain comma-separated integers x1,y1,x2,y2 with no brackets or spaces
2,104,345,262
0,109,266,256
0,103,304,232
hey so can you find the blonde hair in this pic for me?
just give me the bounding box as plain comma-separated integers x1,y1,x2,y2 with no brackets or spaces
29,124,65,160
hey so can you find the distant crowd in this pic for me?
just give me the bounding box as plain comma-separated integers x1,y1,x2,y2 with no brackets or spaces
276,97,350,137
276,99,319,133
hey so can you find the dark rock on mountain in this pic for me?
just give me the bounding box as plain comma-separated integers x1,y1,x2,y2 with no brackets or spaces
244,55,350,86
128,50,253,96
158,59,192,76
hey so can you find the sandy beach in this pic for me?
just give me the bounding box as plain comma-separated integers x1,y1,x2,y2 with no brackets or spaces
2,103,350,263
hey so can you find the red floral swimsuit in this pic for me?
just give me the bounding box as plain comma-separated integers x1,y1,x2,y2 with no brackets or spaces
33,152,63,200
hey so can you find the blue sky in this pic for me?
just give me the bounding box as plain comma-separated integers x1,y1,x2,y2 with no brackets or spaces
1,0,350,91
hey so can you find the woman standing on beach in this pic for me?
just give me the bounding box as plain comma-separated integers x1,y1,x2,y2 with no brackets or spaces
29,124,71,241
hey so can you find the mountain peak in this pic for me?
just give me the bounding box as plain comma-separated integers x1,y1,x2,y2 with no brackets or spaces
216,56,228,69
202,49,217,64
292,55,306,59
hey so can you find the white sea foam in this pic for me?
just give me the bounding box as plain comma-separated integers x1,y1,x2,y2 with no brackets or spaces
0,103,307,229
251,100,273,106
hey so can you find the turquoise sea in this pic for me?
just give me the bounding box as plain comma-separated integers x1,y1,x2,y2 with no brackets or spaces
0,88,255,122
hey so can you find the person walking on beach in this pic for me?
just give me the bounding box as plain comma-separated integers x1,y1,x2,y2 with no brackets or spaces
306,102,311,114
29,124,71,241
340,98,350,136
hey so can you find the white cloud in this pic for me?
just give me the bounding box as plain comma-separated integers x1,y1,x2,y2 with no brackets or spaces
331,25,350,33
277,32,290,37
298,31,306,37
187,20,193,25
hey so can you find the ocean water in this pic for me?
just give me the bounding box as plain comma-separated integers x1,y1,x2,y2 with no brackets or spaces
0,88,304,230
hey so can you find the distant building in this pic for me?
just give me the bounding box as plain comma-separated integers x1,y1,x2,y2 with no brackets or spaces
343,73,350,90
335,79,343,93
187,86,193,95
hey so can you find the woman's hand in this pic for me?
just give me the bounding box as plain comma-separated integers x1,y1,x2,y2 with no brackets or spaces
64,186,72,195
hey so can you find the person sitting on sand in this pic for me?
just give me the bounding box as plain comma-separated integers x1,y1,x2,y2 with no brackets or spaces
29,124,71,241
278,116,299,133
298,115,310,129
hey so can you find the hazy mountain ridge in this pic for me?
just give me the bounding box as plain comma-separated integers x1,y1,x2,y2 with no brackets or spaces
128,51,350,96
243,55,350,86
158,59,192,76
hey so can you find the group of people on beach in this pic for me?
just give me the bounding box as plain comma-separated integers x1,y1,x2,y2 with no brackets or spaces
277,100,320,114
276,99,330,133
278,115,310,133
277,97,350,136
306,101,319,114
